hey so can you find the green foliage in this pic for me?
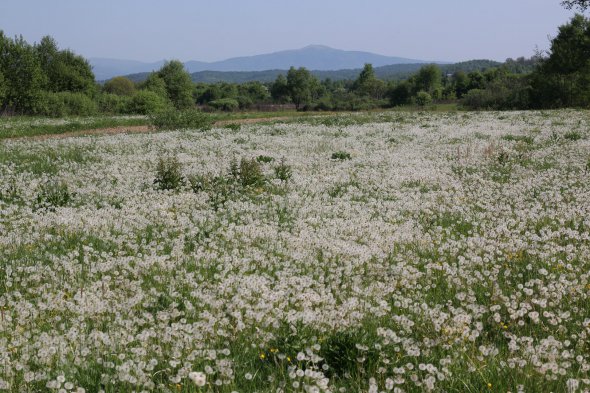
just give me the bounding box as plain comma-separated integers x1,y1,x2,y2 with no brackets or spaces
230,157,266,187
352,63,387,99
287,67,315,110
462,74,531,110
153,156,184,191
208,98,239,111
103,76,136,96
532,14,590,108
415,91,432,107
256,155,274,163
156,60,194,109
270,74,291,103
35,91,97,117
148,108,212,130
0,33,45,113
274,158,293,182
128,90,170,115
35,181,72,210
96,93,132,115
331,151,352,160
140,73,169,99
564,130,582,141
413,64,442,97
562,0,590,10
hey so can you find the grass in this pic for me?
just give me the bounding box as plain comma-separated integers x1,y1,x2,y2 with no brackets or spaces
0,116,148,139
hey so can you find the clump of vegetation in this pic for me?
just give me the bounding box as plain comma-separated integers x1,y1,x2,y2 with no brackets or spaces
154,156,184,191
35,181,72,210
149,109,213,131
564,130,582,141
502,134,534,144
256,155,274,164
230,158,266,187
224,123,241,131
415,91,432,107
331,151,352,160
274,158,293,182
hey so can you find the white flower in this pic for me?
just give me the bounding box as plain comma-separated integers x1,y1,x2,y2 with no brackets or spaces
188,371,206,387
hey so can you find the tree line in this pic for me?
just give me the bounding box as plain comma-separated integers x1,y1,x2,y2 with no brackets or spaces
1,13,589,116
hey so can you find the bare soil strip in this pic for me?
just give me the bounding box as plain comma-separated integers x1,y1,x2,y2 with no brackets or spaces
4,116,297,142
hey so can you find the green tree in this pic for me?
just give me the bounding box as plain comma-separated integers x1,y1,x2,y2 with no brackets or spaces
352,63,387,99
35,36,95,94
0,33,45,113
157,60,194,109
141,73,169,99
103,76,136,96
270,74,290,103
286,67,315,109
532,14,590,107
413,65,442,97
0,70,5,106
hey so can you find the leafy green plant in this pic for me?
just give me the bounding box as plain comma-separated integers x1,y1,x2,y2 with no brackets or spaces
154,156,184,191
149,109,213,131
256,155,274,164
331,151,352,160
564,131,582,141
274,158,292,182
230,158,266,188
35,181,72,210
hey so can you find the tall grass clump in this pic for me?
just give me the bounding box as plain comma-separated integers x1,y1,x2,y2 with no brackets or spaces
149,108,213,131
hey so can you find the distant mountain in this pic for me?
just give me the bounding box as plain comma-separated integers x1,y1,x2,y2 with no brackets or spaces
91,45,439,81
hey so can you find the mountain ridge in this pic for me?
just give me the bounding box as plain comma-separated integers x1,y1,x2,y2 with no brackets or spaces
90,45,444,80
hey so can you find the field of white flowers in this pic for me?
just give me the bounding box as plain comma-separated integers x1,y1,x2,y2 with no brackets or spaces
1,110,589,392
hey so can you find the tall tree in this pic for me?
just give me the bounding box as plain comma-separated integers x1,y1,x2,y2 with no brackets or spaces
0,33,45,113
413,64,442,98
532,14,590,107
270,74,290,103
286,67,314,109
157,60,194,109
35,36,95,94
352,63,387,99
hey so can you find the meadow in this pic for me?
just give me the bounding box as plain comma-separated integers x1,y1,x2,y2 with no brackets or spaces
0,110,589,392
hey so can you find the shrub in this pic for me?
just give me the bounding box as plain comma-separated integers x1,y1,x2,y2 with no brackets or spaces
274,158,292,182
128,91,171,115
96,93,131,115
154,156,184,191
415,91,432,107
564,131,582,141
209,98,239,112
35,92,97,117
331,151,352,160
230,158,265,187
149,108,213,130
35,181,72,210
103,76,136,96
256,155,274,164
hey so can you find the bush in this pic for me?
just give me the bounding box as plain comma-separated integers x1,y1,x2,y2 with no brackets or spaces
230,158,265,187
128,91,171,115
331,151,352,160
35,181,72,210
35,92,97,117
154,156,184,191
256,155,274,164
149,108,213,130
103,76,136,96
274,158,292,182
209,98,239,112
415,91,432,107
96,93,131,115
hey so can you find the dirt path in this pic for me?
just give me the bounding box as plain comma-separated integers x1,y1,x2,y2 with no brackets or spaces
5,116,299,142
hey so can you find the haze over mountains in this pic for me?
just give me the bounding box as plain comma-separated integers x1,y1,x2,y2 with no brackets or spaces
90,45,437,81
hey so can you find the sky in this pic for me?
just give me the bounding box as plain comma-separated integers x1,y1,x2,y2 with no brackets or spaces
0,0,578,63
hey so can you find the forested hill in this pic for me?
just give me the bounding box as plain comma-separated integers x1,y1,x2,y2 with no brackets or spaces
122,59,534,84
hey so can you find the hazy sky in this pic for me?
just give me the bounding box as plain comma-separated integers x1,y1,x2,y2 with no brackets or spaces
0,0,577,63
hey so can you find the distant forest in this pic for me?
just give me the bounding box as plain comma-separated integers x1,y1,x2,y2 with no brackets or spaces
0,13,589,116
122,59,534,84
